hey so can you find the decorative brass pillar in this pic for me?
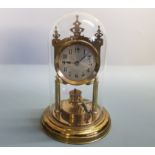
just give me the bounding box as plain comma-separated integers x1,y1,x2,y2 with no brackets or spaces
92,78,98,111
55,76,61,113
92,78,98,120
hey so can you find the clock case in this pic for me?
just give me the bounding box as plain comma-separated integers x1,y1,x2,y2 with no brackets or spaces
53,15,102,85
41,15,111,144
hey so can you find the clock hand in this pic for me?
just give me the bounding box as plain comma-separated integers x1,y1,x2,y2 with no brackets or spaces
62,61,72,64
74,53,89,65
79,53,89,62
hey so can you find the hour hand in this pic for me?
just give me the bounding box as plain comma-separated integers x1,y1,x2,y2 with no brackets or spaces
62,61,71,64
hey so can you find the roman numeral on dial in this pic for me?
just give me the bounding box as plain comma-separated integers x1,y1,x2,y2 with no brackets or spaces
64,67,67,72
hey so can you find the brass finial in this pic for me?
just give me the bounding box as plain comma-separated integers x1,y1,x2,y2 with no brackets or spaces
70,15,84,38
95,25,103,39
76,15,79,22
53,26,60,39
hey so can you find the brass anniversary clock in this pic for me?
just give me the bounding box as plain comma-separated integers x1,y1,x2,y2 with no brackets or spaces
41,13,111,144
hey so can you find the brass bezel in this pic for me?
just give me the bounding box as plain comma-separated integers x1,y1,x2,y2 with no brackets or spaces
55,40,100,85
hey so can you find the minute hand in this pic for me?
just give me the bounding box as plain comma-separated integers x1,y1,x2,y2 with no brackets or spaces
75,53,89,65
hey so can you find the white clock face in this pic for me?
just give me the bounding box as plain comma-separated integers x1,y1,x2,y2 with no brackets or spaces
59,44,96,81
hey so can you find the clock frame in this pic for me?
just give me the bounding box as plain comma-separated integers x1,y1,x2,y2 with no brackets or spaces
52,15,103,85
41,14,111,144
54,40,100,85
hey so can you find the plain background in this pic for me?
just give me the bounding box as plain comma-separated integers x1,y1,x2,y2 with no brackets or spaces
0,9,155,146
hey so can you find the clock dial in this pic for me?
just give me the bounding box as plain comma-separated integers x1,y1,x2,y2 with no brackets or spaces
59,44,96,81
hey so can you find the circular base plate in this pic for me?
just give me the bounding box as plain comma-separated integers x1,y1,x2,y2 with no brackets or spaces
41,106,111,144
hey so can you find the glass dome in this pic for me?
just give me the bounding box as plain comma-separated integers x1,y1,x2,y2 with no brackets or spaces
50,12,106,42
42,12,110,144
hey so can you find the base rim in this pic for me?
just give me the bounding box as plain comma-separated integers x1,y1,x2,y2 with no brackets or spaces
41,106,111,144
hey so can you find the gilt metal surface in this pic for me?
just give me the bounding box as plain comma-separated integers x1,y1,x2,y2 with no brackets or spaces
41,15,111,144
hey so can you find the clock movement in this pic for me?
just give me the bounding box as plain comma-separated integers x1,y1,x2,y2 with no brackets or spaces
41,13,111,144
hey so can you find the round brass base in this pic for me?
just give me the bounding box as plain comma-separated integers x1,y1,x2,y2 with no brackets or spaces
41,106,111,144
